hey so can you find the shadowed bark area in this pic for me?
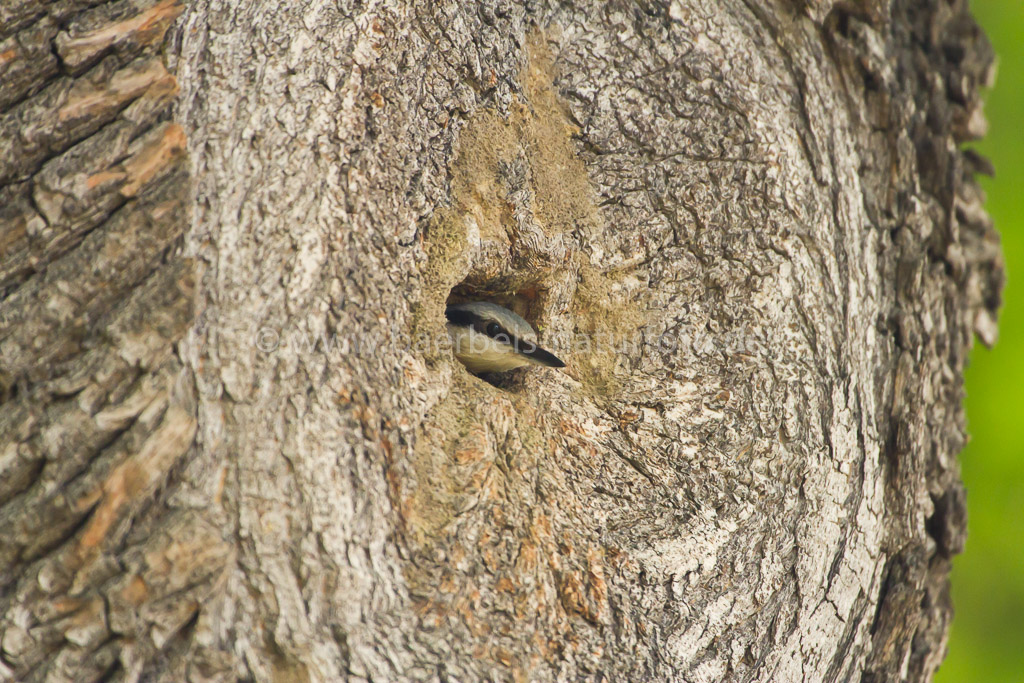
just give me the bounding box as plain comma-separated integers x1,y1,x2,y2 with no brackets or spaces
0,0,1001,681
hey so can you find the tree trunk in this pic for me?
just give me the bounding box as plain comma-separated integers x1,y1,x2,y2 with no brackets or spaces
0,0,1003,681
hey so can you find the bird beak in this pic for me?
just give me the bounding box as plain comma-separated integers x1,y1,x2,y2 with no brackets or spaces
519,343,566,368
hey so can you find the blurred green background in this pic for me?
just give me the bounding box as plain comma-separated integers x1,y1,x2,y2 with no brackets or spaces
937,2,1024,682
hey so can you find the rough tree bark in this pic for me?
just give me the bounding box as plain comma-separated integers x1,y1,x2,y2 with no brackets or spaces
0,0,1003,681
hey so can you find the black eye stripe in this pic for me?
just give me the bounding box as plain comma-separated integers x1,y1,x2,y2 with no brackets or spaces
445,308,476,326
476,321,509,340
446,307,527,347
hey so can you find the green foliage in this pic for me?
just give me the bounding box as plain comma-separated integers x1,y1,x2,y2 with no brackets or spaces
938,3,1024,681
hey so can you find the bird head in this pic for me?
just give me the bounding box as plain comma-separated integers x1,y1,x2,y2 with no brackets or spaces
445,302,566,374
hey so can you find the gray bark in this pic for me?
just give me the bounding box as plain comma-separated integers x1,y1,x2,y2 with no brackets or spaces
0,0,1002,681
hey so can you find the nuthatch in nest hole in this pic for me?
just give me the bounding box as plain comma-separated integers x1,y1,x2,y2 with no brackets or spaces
446,302,566,374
